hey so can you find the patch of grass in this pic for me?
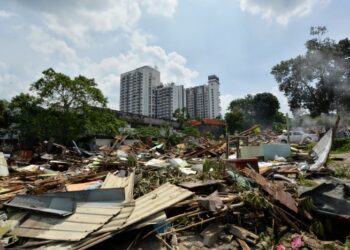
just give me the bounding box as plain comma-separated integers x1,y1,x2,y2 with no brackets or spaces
333,164,350,179
201,160,225,180
331,138,350,153
297,172,318,187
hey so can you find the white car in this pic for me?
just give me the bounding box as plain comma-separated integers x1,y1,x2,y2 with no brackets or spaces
277,131,319,144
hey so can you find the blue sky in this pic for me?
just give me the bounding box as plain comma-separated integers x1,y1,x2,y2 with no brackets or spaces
0,0,349,115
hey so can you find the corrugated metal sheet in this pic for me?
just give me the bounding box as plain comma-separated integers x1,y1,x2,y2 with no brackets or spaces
4,195,75,216
21,183,192,249
123,182,193,228
11,188,125,241
68,183,192,250
101,172,135,202
11,203,123,241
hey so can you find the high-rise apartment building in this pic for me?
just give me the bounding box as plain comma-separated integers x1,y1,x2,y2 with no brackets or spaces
120,66,161,116
186,75,221,119
120,66,221,120
153,83,186,120
207,75,221,119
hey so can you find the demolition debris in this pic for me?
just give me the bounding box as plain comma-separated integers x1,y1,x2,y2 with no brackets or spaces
0,125,349,249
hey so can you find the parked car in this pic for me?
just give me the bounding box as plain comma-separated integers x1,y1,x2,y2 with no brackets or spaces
277,131,319,144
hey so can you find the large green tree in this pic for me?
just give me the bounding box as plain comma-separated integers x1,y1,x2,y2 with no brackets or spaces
252,93,280,127
9,69,124,144
271,26,350,117
225,92,281,131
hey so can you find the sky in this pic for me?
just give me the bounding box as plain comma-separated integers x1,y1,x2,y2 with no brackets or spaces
1,0,350,115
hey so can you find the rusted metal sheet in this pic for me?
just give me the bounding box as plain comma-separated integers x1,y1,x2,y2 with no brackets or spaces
240,167,298,213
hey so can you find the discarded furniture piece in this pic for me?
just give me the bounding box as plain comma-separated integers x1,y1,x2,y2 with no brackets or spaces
226,157,259,172
263,144,291,161
241,144,291,161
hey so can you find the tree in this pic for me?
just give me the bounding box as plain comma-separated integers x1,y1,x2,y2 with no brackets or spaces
226,93,281,130
9,69,124,144
0,99,9,128
8,93,46,141
225,108,244,134
173,107,189,129
271,26,350,117
252,93,280,127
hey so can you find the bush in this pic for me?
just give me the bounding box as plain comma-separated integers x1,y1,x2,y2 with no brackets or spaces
182,126,200,138
134,126,161,138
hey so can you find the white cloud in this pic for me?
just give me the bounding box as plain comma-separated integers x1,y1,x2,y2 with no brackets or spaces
17,0,177,44
220,94,241,117
28,26,80,62
0,61,25,100
0,10,14,18
141,0,178,17
16,0,195,110
239,0,329,25
81,30,198,109
25,27,197,110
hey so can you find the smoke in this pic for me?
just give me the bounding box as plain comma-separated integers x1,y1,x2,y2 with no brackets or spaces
292,110,350,133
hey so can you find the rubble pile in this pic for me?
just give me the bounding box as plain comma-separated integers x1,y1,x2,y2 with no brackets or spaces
0,129,349,249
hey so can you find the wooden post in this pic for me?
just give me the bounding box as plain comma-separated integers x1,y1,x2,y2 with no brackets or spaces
236,137,241,158
286,113,290,144
226,135,229,159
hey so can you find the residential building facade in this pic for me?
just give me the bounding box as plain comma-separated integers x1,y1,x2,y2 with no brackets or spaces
186,75,221,119
119,66,161,116
153,83,186,120
120,66,221,120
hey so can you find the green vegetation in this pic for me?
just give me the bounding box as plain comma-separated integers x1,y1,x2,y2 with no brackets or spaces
134,126,161,138
182,126,200,138
202,160,225,180
297,172,318,187
225,92,284,133
1,68,125,144
172,107,189,129
331,138,350,153
272,26,350,116
242,190,271,210
333,164,350,179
